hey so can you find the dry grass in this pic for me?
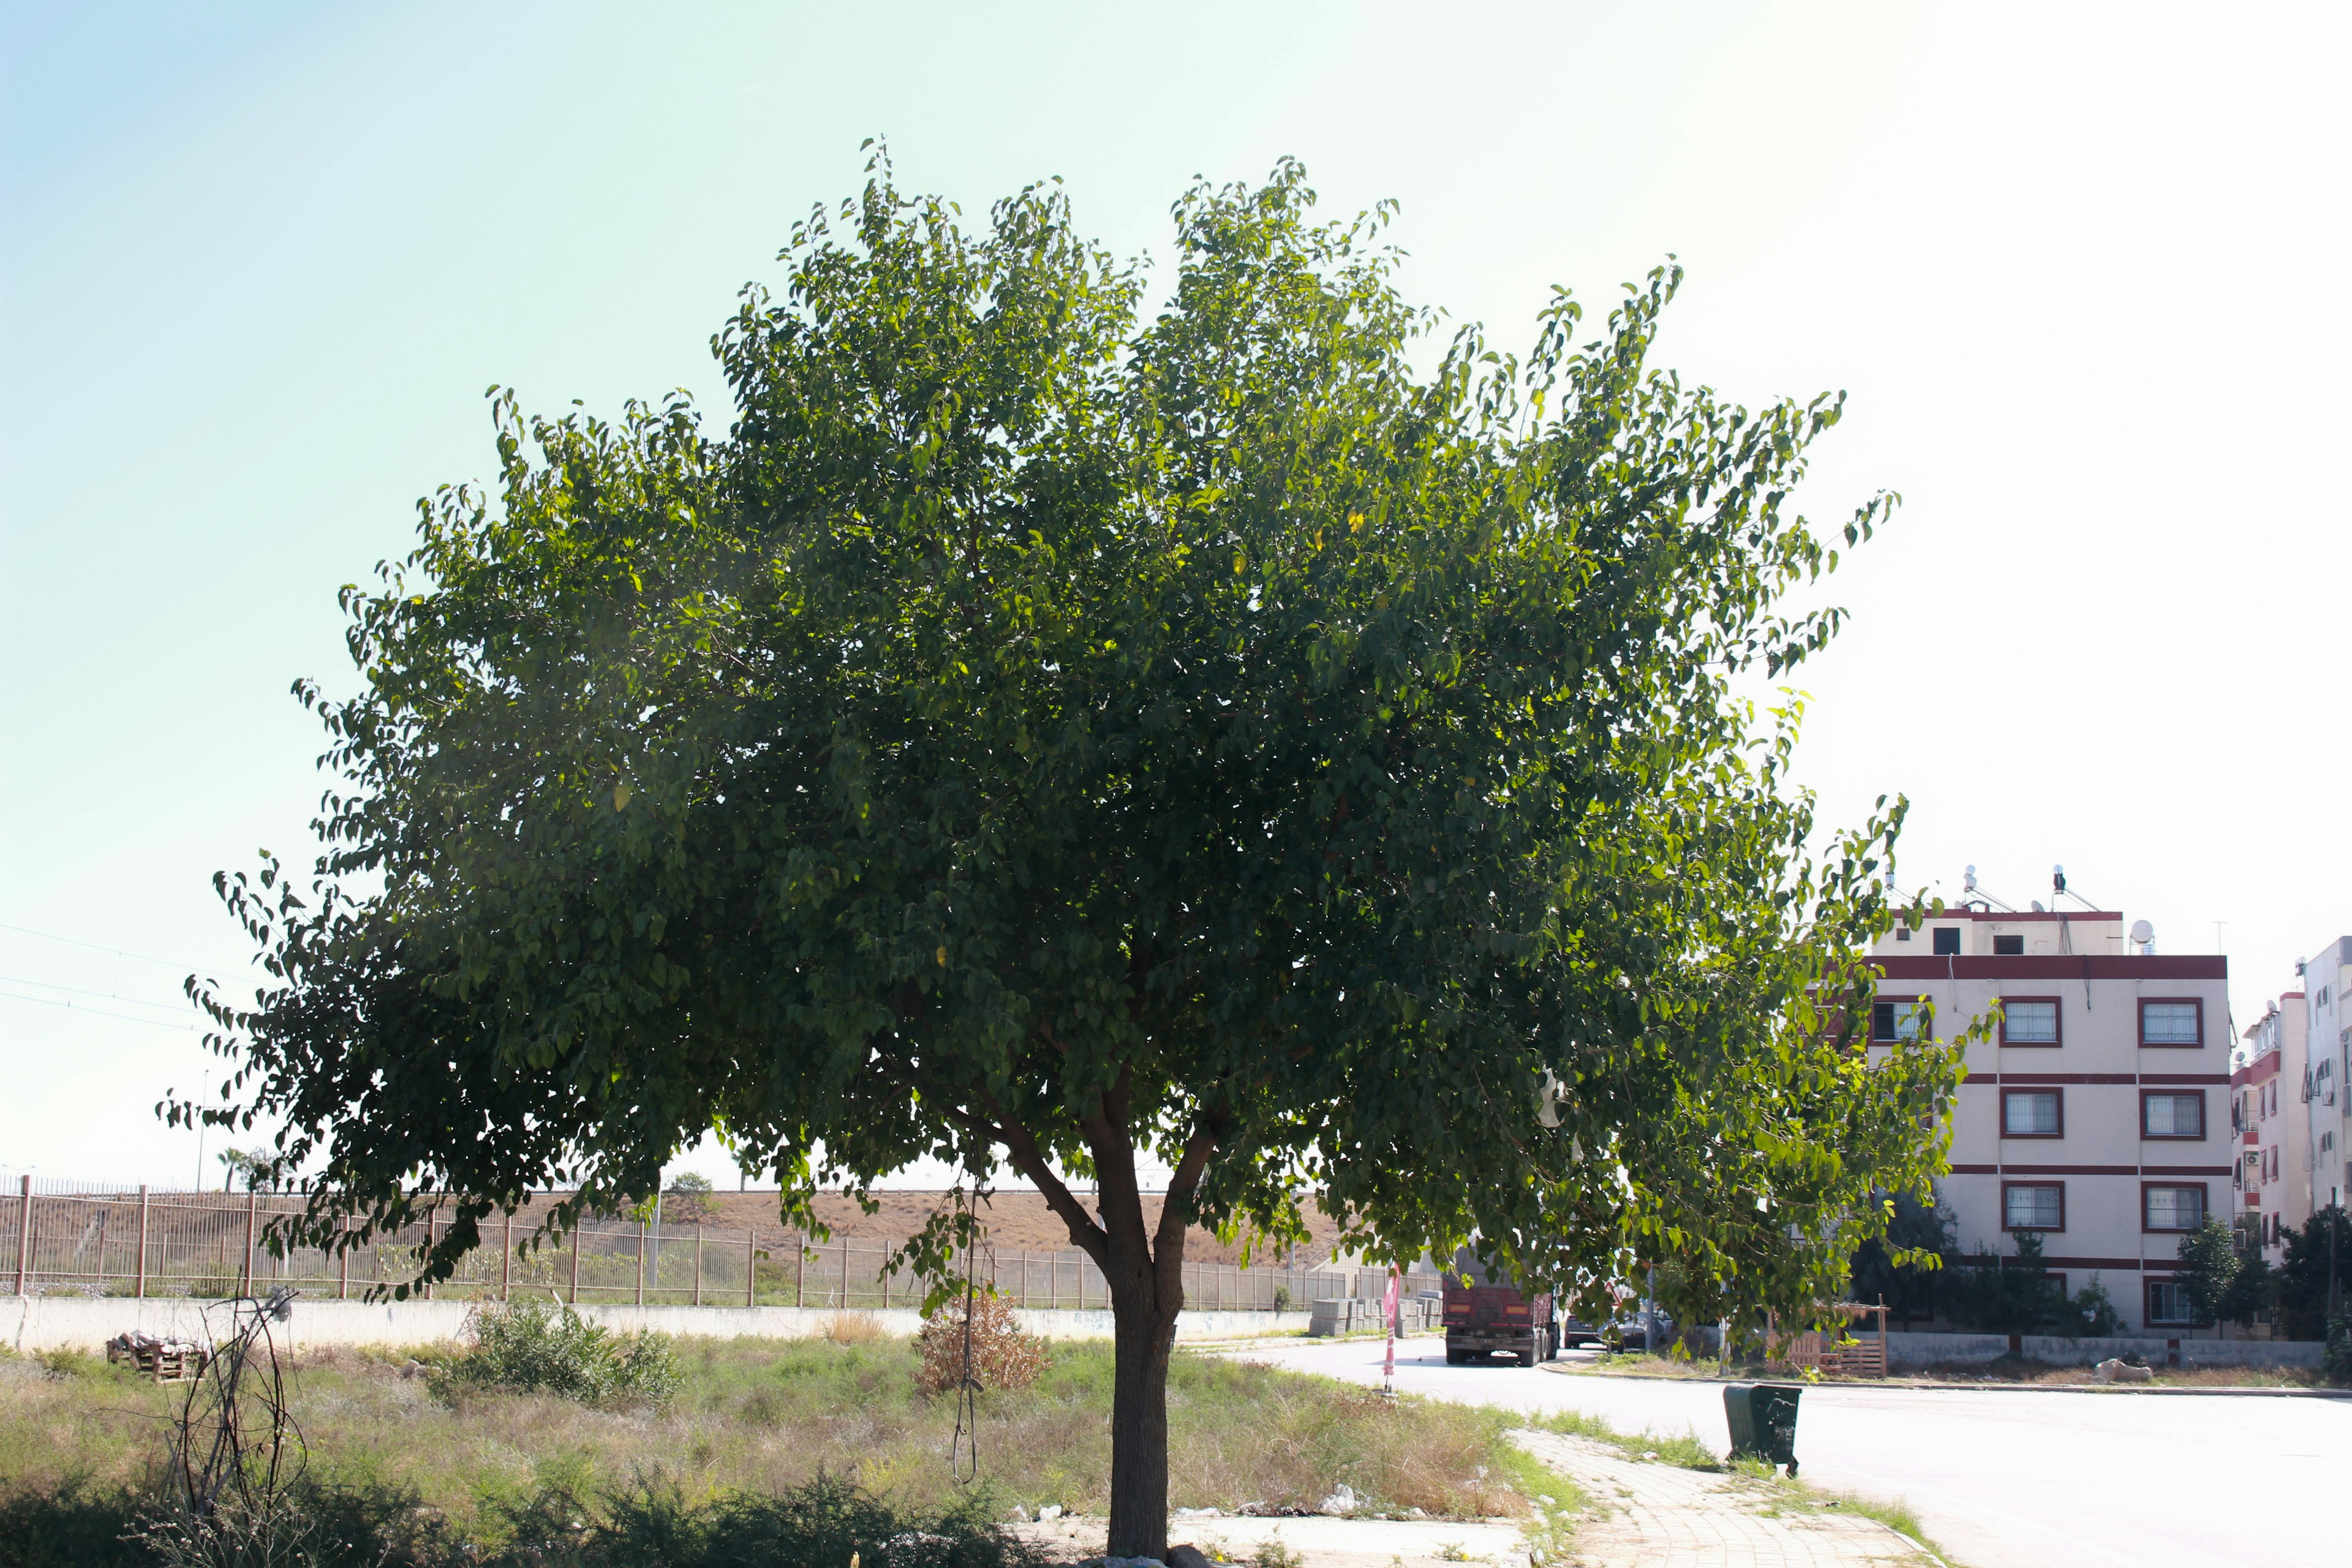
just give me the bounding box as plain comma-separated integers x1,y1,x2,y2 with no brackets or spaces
819,1311,888,1345
0,1335,1536,1552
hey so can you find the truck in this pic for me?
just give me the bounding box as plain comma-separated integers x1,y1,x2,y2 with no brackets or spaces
1441,1247,1561,1366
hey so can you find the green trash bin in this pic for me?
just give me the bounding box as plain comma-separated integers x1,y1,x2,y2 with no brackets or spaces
1723,1382,1803,1475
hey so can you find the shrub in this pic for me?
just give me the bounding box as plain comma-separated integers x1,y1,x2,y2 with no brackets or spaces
2324,1316,2352,1389
914,1292,1048,1398
437,1296,680,1408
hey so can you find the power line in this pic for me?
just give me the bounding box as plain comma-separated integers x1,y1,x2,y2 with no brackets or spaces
0,989,202,1031
0,972,196,1014
0,919,200,971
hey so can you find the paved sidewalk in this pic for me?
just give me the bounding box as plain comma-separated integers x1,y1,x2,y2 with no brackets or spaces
1016,1512,1526,1567
1510,1431,1939,1567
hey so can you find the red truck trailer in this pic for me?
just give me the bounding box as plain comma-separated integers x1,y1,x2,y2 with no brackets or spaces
1441,1248,1561,1366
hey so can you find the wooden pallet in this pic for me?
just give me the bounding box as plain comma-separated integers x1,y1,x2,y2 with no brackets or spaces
104,1336,213,1382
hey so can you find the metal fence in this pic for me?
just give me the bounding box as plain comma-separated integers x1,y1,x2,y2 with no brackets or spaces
1,1177,1439,1310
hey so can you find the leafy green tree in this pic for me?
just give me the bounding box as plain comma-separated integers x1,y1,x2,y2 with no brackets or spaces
2173,1215,2243,1329
1948,1232,2065,1335
173,156,1960,1555
1845,1188,1955,1326
2277,1205,2351,1340
2068,1275,2121,1337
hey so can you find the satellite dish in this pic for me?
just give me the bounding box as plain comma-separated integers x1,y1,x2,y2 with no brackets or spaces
2130,919,2154,954
2031,900,2046,913
1964,864,1978,891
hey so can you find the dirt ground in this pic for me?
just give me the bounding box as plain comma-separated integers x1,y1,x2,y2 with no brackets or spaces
687,1188,1352,1267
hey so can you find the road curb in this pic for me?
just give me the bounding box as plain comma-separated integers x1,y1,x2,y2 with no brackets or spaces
1539,1363,2352,1399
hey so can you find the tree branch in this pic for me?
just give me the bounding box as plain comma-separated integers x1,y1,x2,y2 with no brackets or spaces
974,1081,1110,1268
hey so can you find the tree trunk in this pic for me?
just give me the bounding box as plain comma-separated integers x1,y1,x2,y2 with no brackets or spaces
1103,1227,1185,1558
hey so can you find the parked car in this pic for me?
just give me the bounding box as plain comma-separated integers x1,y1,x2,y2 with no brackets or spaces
1555,1312,1604,1349
1603,1308,1676,1352
1441,1248,1559,1366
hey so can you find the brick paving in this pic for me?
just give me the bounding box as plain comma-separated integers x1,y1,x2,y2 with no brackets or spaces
1509,1431,1942,1567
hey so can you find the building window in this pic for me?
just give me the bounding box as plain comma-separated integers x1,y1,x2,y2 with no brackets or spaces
2144,1184,2206,1232
2002,1088,2064,1137
2003,1182,2064,1231
1895,926,1912,942
1992,934,2025,956
2141,1091,2204,1139
2000,998,2061,1046
1871,1000,1924,1043
2146,1279,2195,1325
2139,999,2203,1047
1932,927,1962,956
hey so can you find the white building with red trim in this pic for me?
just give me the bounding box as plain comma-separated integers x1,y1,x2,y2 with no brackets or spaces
1869,903,2231,1334
2234,992,2307,1266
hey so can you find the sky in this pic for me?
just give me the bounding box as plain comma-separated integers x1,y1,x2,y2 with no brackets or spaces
4,1,2349,1190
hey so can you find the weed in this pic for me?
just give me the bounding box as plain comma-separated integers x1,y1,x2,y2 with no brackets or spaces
1252,1534,1303,1568
435,1297,680,1409
1529,1408,1719,1472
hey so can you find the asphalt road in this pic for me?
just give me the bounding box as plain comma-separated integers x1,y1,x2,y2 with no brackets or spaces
1227,1336,2347,1567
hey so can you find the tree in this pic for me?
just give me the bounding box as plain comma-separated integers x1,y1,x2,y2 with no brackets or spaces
1845,1188,1955,1326
2173,1216,2243,1330
174,156,1961,1555
216,1147,266,1193
1947,1232,2067,1336
2277,1205,2351,1340
661,1172,718,1226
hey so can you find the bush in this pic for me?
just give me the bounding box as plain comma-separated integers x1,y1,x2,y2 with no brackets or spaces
0,1474,1036,1568
914,1292,1048,1398
436,1296,680,1409
2324,1316,2352,1389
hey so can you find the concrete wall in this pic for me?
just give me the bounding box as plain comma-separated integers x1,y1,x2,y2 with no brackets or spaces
1884,1330,2325,1368
0,1294,1313,1355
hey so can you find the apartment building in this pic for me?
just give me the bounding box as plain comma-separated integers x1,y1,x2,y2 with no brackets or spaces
2298,938,2352,1225
1868,899,2231,1335
2235,993,2308,1266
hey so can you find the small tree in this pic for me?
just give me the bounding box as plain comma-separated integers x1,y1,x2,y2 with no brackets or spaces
1948,1232,2064,1336
2173,1216,2242,1330
2277,1205,2351,1340
662,1172,717,1226
175,157,1961,1556
215,1148,266,1193
1845,1189,1954,1326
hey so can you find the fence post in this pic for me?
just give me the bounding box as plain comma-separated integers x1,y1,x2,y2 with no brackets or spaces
338,1219,350,1300
502,1212,513,1302
241,1191,258,1297
747,1227,757,1308
568,1225,581,1304
694,1224,703,1307
636,1218,646,1306
839,1233,849,1310
135,1185,149,1300
423,1206,435,1300
14,1175,31,1296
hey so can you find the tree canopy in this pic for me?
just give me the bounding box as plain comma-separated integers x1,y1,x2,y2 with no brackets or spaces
178,153,1961,1553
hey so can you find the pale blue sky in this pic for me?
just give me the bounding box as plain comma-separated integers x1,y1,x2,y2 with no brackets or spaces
6,2,2348,1187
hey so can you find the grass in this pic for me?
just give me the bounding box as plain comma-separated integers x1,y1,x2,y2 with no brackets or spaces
1721,1458,1960,1566
0,1333,1543,1564
1523,1405,1721,1471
